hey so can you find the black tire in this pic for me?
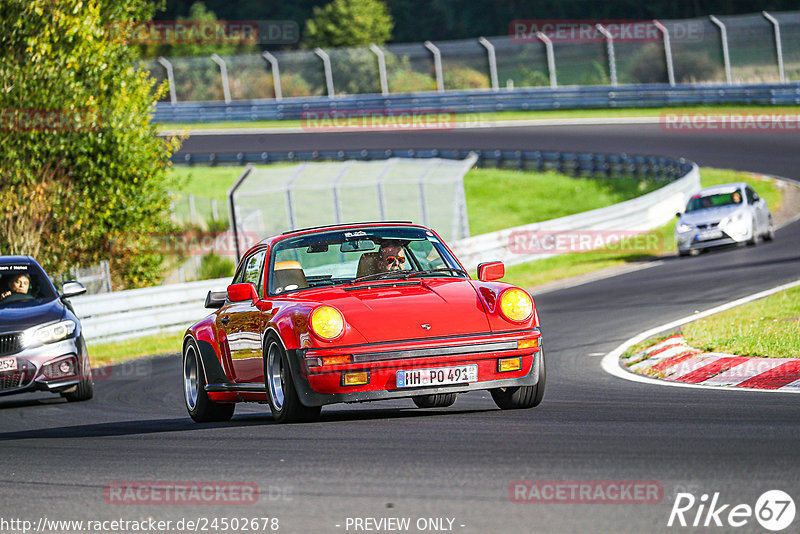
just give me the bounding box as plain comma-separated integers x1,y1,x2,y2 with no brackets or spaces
491,350,546,410
62,351,94,402
763,216,775,241
183,339,235,423
412,393,458,408
264,336,321,424
678,250,692,257
747,219,760,246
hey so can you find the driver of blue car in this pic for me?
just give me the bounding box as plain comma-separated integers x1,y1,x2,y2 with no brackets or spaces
0,273,32,302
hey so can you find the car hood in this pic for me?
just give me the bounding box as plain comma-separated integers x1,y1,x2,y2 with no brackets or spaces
316,279,492,344
0,298,65,334
681,205,746,225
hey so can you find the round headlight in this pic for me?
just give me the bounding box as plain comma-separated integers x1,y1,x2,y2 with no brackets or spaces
499,288,533,323
310,306,345,340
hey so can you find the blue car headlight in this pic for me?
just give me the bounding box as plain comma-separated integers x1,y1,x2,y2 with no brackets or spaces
21,320,77,348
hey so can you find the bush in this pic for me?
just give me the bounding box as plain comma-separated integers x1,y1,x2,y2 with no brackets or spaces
628,43,720,84
199,253,235,280
442,66,490,90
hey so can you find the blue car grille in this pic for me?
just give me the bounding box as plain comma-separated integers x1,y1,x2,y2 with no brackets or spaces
0,360,36,392
0,333,22,357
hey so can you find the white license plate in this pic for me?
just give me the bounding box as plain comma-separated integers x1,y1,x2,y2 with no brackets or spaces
0,357,18,372
697,230,723,241
397,364,477,388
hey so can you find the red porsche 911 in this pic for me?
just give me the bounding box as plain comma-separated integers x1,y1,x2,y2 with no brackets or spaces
182,222,545,423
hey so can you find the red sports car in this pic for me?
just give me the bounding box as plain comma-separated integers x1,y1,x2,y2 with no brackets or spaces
182,222,545,423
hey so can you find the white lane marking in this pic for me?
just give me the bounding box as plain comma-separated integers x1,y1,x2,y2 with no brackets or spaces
600,278,800,394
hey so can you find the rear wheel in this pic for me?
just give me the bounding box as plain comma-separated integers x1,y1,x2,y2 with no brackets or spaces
412,393,458,408
265,337,320,424
183,340,235,423
491,350,546,410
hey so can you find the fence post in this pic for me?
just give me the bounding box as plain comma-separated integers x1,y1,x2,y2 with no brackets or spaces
708,15,732,84
210,54,232,104
652,20,675,87
478,37,499,91
314,48,335,97
536,32,557,88
156,57,177,104
595,24,618,86
762,11,785,83
424,41,445,92
369,44,390,96
261,51,283,101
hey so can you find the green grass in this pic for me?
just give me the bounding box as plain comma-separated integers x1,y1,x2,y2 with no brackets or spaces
156,105,800,132
465,168,659,235
681,285,800,359
88,331,184,366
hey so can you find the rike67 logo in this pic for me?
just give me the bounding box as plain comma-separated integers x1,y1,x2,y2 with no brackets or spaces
668,490,795,531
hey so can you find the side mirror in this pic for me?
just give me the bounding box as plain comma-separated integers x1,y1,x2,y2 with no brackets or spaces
477,261,505,282
675,212,682,218
61,281,86,298
205,290,227,309
227,282,258,304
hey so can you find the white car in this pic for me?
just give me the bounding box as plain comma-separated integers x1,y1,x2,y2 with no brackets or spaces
675,182,774,256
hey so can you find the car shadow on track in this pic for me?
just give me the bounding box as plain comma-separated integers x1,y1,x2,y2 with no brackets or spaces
0,408,495,441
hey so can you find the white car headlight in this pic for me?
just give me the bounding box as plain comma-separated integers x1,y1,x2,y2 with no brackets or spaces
22,320,77,348
676,223,693,233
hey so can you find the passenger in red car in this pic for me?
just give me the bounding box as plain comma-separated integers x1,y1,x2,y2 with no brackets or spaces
378,242,406,272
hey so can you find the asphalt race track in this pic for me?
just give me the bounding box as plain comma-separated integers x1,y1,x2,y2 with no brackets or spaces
1,124,799,534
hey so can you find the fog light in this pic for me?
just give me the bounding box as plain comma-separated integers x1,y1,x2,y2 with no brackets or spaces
322,355,351,366
517,338,539,350
342,371,369,386
58,361,73,374
42,357,78,379
498,357,521,372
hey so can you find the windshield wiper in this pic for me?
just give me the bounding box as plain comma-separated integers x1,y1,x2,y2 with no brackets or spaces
405,268,469,279
350,271,409,284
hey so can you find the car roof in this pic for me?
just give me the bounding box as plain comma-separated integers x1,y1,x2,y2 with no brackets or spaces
698,182,747,195
249,221,429,250
0,255,35,264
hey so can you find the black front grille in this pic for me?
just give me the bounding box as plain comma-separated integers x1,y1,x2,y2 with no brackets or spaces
0,360,36,392
0,333,22,357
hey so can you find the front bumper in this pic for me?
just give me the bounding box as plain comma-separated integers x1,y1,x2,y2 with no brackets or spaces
0,337,87,397
289,330,543,407
676,222,752,252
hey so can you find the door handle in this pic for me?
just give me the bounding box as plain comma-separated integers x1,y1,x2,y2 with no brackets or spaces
221,316,230,325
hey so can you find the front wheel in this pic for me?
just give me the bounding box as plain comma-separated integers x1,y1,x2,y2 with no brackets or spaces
491,350,546,410
183,339,235,423
413,393,458,408
763,216,775,241
62,350,93,402
265,338,321,424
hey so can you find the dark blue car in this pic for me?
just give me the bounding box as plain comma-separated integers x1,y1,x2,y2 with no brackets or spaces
0,256,93,401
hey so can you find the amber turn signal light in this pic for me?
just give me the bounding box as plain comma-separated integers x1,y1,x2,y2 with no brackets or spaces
342,371,369,386
498,357,522,372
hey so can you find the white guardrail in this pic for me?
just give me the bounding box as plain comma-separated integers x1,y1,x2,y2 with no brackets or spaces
449,163,700,270
71,277,229,343
74,164,699,343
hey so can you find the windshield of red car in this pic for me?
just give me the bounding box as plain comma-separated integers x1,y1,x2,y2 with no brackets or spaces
0,262,58,308
269,227,464,294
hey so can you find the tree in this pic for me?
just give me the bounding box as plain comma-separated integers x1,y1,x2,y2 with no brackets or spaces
0,0,182,288
303,0,393,49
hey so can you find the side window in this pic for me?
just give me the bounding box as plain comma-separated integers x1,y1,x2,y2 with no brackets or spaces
407,240,445,270
745,187,757,204
242,250,267,297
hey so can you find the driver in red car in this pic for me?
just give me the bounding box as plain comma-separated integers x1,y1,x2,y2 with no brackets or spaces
378,242,407,272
